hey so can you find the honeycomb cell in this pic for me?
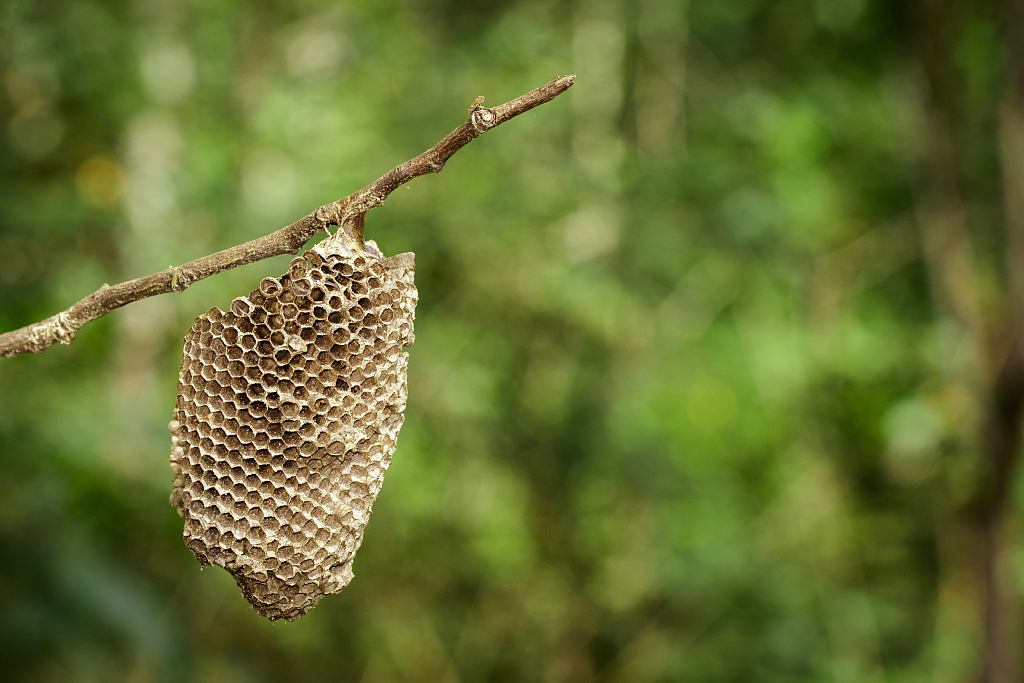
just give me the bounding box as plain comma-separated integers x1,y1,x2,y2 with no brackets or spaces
170,242,416,621
231,299,251,316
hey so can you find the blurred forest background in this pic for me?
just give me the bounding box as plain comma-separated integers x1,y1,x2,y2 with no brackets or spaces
3,0,1024,681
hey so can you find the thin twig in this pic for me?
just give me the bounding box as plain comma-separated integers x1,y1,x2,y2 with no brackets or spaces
0,74,575,359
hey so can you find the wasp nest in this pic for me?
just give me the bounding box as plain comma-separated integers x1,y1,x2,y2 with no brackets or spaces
168,239,416,620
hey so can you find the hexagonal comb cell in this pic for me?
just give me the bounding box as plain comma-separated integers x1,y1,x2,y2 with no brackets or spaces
168,243,416,620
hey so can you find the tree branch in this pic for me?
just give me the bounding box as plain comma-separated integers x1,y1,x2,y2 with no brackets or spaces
0,74,575,359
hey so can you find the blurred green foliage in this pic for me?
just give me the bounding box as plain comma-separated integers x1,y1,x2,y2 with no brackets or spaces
0,0,1015,681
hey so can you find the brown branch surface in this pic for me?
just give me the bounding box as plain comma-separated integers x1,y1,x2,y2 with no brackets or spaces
0,74,575,359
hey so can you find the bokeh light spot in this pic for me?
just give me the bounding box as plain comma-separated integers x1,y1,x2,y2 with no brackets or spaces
76,154,125,208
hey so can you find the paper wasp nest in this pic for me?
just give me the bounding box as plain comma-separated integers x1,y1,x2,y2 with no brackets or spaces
168,239,416,620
